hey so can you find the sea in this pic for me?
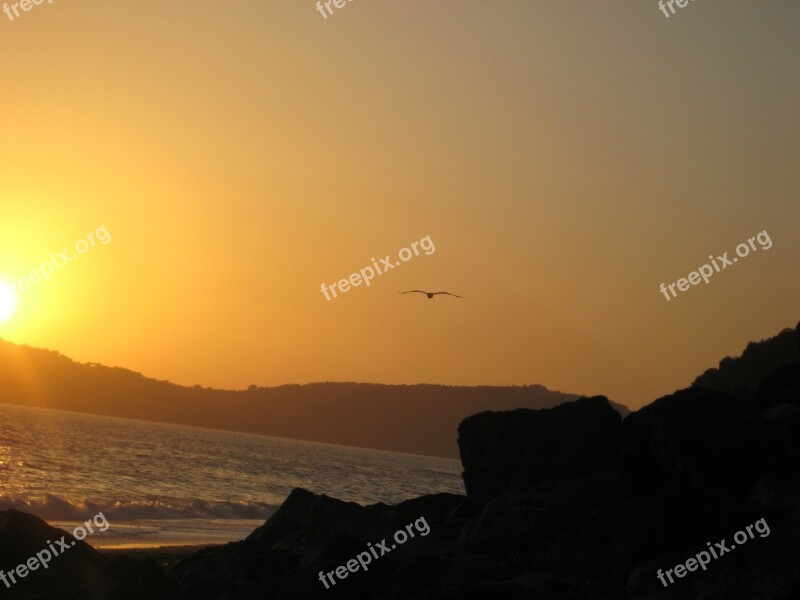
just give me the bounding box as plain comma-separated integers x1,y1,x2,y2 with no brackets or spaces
0,403,465,549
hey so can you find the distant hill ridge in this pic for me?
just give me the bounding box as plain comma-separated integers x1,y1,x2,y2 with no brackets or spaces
0,339,614,458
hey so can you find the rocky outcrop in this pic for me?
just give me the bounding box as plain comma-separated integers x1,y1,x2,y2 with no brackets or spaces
621,387,785,496
457,396,623,504
0,510,178,599
170,489,463,599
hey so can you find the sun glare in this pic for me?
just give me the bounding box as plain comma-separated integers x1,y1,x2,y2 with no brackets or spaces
0,282,17,323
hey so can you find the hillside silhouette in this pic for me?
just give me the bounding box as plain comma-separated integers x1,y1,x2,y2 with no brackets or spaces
0,339,619,458
693,322,800,393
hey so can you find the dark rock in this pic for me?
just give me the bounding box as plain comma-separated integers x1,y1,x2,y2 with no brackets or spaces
171,489,463,599
0,510,178,599
621,387,783,497
406,570,607,600
457,396,623,504
626,508,800,600
761,402,800,463
757,362,800,410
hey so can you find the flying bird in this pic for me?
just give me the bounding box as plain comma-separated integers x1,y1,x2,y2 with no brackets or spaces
400,290,463,299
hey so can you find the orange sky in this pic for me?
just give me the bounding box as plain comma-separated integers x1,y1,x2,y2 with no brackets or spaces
1,1,799,410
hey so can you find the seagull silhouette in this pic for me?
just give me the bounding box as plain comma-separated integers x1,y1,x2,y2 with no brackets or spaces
400,290,463,299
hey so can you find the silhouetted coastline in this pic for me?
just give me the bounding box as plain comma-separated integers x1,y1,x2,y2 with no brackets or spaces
1,323,798,599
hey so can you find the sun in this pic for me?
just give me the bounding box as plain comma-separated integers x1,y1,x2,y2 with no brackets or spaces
0,282,17,323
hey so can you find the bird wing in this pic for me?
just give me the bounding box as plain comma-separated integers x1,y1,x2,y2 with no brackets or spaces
431,292,463,298
400,290,429,295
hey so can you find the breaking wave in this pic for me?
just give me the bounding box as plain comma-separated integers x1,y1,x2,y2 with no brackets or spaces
0,494,277,521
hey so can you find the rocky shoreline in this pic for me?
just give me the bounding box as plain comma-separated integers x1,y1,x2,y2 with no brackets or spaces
2,331,799,599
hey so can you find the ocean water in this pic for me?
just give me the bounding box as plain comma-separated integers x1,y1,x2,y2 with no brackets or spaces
0,403,464,549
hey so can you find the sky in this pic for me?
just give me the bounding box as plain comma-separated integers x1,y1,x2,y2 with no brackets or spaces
1,1,798,410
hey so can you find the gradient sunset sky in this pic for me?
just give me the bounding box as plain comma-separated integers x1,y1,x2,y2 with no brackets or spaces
1,1,798,410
